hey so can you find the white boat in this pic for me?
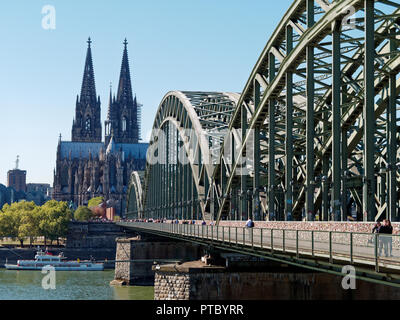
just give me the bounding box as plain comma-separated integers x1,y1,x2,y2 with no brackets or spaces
4,249,104,271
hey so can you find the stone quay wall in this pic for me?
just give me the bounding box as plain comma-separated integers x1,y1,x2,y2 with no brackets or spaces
66,221,130,249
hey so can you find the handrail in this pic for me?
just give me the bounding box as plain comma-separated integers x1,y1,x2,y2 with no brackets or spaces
123,220,400,238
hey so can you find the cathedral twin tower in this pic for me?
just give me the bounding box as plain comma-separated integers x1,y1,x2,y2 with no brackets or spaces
72,37,141,145
53,38,148,216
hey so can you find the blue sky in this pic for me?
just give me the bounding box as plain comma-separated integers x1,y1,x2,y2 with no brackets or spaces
0,0,293,185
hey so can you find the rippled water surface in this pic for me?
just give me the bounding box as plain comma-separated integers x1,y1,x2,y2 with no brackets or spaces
0,269,154,300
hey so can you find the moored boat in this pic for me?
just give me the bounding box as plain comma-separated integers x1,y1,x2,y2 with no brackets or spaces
4,249,104,271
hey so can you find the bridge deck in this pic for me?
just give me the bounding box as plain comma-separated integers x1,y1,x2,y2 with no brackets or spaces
118,222,400,287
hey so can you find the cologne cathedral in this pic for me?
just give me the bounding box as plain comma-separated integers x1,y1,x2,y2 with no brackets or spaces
53,38,148,216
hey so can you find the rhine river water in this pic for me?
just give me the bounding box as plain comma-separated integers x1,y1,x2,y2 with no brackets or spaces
0,269,154,300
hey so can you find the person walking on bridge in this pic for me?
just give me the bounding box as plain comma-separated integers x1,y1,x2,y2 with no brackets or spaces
369,221,381,247
386,220,394,257
245,218,254,228
372,222,381,234
379,219,393,257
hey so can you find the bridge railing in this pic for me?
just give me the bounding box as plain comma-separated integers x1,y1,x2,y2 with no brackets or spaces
119,222,400,272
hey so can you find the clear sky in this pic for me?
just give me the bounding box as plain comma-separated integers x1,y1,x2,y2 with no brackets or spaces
0,0,293,185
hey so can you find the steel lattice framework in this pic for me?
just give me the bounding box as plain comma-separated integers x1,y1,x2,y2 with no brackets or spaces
128,0,400,223
128,91,240,220
126,171,144,215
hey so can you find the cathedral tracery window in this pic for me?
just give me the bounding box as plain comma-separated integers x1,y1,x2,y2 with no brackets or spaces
122,116,127,132
85,117,91,131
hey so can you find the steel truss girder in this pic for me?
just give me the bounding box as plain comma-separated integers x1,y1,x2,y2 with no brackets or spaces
128,0,400,224
134,91,239,220
214,0,400,223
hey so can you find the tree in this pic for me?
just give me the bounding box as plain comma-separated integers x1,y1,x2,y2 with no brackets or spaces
0,201,37,247
39,200,72,245
74,206,94,222
0,200,72,247
0,204,19,242
19,206,42,246
88,197,104,208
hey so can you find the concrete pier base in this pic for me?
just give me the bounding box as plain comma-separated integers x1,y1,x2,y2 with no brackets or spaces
112,236,202,286
153,261,400,300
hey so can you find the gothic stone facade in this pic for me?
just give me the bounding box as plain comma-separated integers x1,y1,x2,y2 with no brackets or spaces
53,38,148,216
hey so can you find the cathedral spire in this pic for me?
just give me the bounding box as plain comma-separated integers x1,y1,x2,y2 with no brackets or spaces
105,38,139,145
108,82,113,118
80,37,97,104
117,38,133,103
72,37,102,143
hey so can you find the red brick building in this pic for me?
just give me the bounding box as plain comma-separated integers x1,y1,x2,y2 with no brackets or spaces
7,169,27,192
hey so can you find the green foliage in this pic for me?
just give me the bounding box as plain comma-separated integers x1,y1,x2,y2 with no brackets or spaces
0,201,37,246
39,200,72,242
0,200,72,246
74,206,94,221
19,205,42,244
88,197,104,208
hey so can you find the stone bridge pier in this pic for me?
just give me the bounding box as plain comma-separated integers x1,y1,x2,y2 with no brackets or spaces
111,234,203,286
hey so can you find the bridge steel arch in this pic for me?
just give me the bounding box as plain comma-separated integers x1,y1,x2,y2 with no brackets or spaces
212,0,400,223
132,91,239,221
126,171,144,218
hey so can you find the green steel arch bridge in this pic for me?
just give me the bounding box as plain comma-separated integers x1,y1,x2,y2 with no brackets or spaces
122,0,400,287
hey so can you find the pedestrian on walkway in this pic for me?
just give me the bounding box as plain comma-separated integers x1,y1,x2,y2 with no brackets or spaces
372,222,381,234
369,221,380,247
245,218,254,228
379,219,393,257
387,220,393,257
